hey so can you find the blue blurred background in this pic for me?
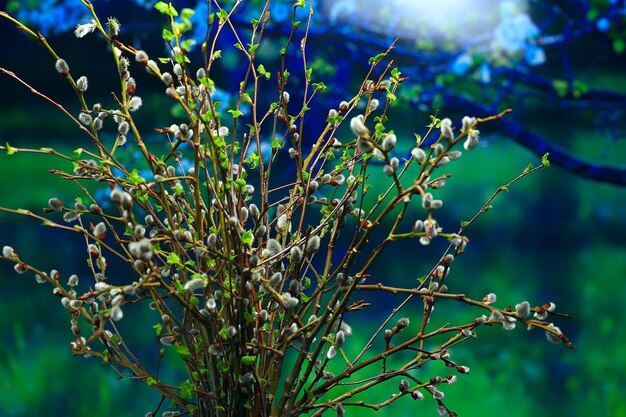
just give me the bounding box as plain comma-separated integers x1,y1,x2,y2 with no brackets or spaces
1,0,626,416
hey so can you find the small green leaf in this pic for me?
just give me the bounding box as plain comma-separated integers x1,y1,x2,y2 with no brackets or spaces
154,1,178,17
146,377,157,387
368,52,386,65
162,28,174,41
176,344,192,360
552,79,568,98
181,8,195,19
216,361,229,373
523,163,534,174
271,137,283,150
241,355,257,366
5,142,17,155
217,9,228,21
153,323,163,336
613,38,625,54
541,152,550,168
167,252,181,265
241,230,254,246
181,39,197,52
179,380,194,399
228,109,243,119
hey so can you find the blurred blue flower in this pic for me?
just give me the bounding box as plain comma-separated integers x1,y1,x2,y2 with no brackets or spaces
494,13,540,54
15,0,89,36
479,61,491,83
595,17,611,32
189,1,209,48
450,53,473,75
524,44,546,66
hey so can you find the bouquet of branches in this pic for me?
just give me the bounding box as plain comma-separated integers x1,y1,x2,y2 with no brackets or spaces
0,1,571,416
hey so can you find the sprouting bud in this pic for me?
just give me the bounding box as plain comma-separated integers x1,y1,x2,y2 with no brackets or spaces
48,197,64,211
173,64,183,77
93,222,107,239
335,402,345,417
118,121,130,135
515,301,531,317
357,137,373,154
161,72,173,85
106,17,121,37
74,20,97,38
489,310,505,322
76,76,88,92
55,59,70,76
440,118,454,141
335,330,346,347
110,188,132,208
2,246,15,258
411,391,424,400
67,274,79,286
284,296,299,309
327,345,337,360
14,263,28,274
383,164,395,176
463,130,480,150
443,254,455,267
266,239,283,257
545,324,562,344
461,116,477,132
547,302,556,312
448,150,462,160
328,108,338,119
433,390,445,400
306,235,321,253
436,405,448,416
184,278,205,292
483,293,497,304
411,147,426,163
350,115,369,137
397,318,410,329
135,50,149,64
456,365,470,374
78,112,92,125
129,96,142,111
249,204,260,220
339,101,349,111
503,316,517,330
290,246,303,263
422,193,433,209
369,98,379,111
282,91,290,104
227,325,238,338
276,213,289,232
382,134,396,151
110,305,123,321
160,336,175,346
196,67,206,79
399,379,409,393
